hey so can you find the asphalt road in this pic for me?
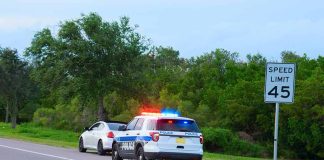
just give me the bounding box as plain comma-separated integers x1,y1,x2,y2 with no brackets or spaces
0,138,112,160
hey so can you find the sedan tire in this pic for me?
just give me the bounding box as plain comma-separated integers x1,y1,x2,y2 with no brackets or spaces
97,140,106,155
78,137,87,153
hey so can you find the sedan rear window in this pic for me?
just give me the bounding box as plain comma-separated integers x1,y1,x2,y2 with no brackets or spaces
157,119,200,132
107,123,126,131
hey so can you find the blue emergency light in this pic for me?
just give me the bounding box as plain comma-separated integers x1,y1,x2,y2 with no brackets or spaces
160,108,180,117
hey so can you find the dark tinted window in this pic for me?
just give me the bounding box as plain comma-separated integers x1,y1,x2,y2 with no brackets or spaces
126,118,138,130
134,118,144,130
146,119,157,130
157,119,200,132
90,123,100,130
107,123,126,131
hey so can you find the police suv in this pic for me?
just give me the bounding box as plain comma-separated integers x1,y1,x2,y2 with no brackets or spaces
112,112,203,160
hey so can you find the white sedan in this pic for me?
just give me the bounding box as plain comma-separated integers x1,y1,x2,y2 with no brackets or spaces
78,121,126,155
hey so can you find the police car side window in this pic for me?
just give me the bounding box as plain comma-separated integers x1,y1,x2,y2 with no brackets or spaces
126,118,138,130
134,118,144,130
147,119,157,130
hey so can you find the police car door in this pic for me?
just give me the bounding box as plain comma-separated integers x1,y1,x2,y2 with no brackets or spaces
129,118,145,157
118,118,138,158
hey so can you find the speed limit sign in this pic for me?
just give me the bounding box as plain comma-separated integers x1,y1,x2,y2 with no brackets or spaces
265,63,296,103
265,62,296,160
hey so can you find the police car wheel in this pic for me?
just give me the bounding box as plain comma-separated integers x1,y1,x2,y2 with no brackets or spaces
97,140,106,155
136,147,146,160
78,137,86,152
112,143,122,160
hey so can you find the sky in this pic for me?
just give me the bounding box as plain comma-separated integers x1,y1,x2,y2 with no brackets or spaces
0,0,323,61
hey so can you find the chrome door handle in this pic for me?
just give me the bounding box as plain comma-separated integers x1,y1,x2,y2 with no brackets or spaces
136,133,140,135
126,133,129,135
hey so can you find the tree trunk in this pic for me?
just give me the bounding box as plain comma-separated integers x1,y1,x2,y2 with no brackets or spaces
11,114,17,129
97,95,107,121
5,101,9,123
11,95,18,129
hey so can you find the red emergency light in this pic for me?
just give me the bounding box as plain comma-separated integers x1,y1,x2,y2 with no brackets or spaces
141,112,162,116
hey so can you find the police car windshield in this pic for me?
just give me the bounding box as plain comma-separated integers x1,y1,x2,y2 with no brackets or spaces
157,119,200,132
107,123,125,131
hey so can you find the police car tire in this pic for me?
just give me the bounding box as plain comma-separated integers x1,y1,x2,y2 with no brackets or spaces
78,137,87,152
136,147,146,160
112,143,122,160
97,140,106,155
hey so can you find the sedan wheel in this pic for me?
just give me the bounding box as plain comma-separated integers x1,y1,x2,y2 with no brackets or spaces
97,140,106,155
78,137,87,152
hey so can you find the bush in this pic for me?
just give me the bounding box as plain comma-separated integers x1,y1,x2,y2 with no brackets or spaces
32,97,97,131
202,127,267,157
33,108,56,126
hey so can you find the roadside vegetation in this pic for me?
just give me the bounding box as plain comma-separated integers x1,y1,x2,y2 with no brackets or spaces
0,122,268,160
0,13,323,159
0,122,78,148
203,152,267,160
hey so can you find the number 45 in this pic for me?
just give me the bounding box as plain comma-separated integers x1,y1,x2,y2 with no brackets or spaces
268,86,290,98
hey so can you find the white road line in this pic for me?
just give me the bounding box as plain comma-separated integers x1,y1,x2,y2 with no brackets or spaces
0,144,74,160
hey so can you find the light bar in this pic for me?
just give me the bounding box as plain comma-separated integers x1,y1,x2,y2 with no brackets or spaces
161,108,180,117
161,113,179,117
141,112,179,117
141,112,162,116
140,108,180,117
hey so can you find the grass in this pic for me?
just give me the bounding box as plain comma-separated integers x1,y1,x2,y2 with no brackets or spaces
0,122,79,148
203,152,268,160
0,122,267,160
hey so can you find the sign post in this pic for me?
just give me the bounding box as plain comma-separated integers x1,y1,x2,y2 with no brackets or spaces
265,63,296,160
274,102,279,160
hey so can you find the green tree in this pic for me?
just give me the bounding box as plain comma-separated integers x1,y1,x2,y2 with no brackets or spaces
281,65,324,158
25,13,147,121
141,46,187,98
0,47,32,128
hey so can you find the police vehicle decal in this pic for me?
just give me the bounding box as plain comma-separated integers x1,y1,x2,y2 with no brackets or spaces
159,131,174,135
120,141,135,151
185,132,198,136
159,131,200,137
115,136,151,142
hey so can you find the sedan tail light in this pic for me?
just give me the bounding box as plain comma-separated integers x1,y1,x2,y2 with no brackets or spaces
200,135,204,144
107,131,114,138
149,132,159,142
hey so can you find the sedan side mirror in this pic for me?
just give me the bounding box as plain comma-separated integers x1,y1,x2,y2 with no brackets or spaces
118,125,127,131
84,127,90,131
